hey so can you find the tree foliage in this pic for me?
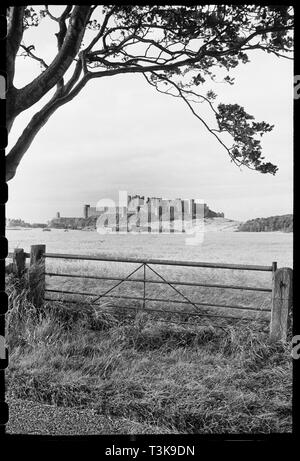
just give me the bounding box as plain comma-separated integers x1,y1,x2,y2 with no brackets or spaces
6,5,294,181
6,218,47,228
238,214,293,232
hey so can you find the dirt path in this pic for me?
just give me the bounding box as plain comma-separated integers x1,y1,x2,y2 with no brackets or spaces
6,397,124,435
5,397,170,435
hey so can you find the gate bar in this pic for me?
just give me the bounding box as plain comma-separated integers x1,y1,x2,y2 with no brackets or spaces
44,252,274,271
44,272,272,292
45,289,271,312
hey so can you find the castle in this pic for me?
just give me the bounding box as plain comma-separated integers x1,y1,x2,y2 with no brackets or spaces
83,195,224,233
84,195,224,218
51,195,224,231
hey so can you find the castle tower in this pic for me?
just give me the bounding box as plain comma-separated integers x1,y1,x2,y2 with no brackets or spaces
56,211,60,219
190,199,196,221
83,204,90,219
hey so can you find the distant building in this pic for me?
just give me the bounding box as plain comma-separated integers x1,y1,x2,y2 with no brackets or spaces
83,195,224,232
83,204,89,219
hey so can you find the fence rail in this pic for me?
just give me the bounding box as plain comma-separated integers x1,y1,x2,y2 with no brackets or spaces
45,272,272,292
6,245,293,341
44,252,275,271
45,287,271,312
8,251,275,271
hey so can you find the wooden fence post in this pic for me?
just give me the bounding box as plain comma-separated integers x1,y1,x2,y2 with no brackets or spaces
29,244,46,309
270,267,293,342
13,248,26,277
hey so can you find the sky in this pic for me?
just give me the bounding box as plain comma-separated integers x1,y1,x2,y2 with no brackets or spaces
6,7,293,223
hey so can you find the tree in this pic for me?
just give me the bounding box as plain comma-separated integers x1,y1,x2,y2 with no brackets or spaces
6,5,294,181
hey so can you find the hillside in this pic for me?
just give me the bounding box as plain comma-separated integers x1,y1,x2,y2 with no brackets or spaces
48,216,240,232
202,217,241,232
238,214,293,232
49,215,98,230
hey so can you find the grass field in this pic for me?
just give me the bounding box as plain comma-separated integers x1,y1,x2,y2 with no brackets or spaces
7,227,293,267
6,229,293,434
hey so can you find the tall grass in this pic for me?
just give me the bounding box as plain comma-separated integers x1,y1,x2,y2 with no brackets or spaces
6,272,292,434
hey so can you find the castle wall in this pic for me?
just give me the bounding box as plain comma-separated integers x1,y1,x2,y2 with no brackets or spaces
82,195,224,230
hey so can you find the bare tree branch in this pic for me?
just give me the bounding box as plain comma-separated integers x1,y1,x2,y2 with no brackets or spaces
143,71,242,169
44,5,60,22
55,5,73,51
83,5,117,54
19,44,48,69
7,6,27,88
14,6,93,116
6,71,91,181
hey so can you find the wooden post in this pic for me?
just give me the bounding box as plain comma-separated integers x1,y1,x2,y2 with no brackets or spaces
270,267,293,342
29,244,46,309
13,248,26,276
